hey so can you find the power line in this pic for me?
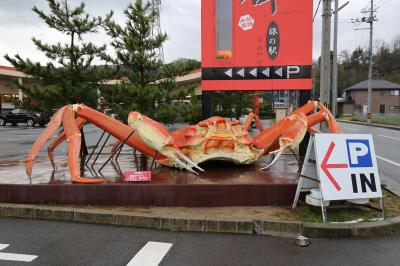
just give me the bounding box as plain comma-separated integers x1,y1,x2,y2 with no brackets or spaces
313,0,322,22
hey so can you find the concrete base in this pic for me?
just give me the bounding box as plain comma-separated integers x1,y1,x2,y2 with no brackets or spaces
0,155,300,207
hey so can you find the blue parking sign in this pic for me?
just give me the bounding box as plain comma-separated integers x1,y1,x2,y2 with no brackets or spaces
346,139,373,168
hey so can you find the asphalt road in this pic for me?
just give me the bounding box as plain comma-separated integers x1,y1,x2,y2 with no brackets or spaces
0,218,399,266
0,124,111,159
339,122,400,193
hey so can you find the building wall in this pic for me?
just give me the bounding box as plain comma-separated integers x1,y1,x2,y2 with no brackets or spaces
0,78,19,95
351,90,400,114
339,103,353,115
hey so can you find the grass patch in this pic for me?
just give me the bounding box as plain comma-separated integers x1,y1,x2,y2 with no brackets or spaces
293,190,399,223
351,114,400,126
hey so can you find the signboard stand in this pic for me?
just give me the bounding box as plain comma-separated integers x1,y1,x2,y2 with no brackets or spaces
293,134,385,223
292,135,320,209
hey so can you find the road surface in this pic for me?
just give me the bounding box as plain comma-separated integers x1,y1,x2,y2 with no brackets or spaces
0,218,399,266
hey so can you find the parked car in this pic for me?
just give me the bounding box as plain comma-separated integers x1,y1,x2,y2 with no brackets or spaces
0,109,49,127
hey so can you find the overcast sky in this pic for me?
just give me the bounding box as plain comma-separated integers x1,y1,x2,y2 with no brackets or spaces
0,0,399,67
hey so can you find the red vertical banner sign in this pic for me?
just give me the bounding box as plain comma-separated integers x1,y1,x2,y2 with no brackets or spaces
201,0,313,91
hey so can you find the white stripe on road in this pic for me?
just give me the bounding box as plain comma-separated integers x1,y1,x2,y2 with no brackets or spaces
0,244,9,251
0,138,23,141
0,244,38,262
377,155,400,168
378,134,400,142
127,241,172,266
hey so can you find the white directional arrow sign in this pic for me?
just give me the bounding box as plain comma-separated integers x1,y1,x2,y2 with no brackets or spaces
249,68,258,77
0,244,38,262
237,68,245,77
224,68,233,78
262,68,270,77
275,67,283,77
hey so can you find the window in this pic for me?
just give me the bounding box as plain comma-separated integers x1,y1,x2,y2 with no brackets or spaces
389,106,400,110
389,90,399,96
380,90,384,96
380,104,385,113
216,0,232,59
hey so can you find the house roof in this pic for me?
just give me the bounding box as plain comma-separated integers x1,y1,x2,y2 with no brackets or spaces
344,79,400,91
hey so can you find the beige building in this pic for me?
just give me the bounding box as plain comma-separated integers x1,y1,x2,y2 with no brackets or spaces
0,65,30,110
338,80,400,115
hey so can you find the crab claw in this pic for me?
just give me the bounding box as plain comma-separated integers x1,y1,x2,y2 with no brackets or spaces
128,112,203,174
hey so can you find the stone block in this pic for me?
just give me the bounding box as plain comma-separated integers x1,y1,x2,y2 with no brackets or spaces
74,211,116,225
302,222,353,238
353,220,395,237
115,213,159,229
255,220,303,238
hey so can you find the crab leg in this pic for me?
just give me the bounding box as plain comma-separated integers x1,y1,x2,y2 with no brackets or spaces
47,117,86,170
255,101,341,170
26,106,67,179
27,104,170,183
62,107,107,183
127,111,203,174
243,112,264,133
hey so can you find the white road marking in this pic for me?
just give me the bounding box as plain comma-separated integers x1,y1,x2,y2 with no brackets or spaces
0,138,24,141
0,243,38,262
0,244,9,251
376,155,400,168
127,241,172,266
378,134,400,142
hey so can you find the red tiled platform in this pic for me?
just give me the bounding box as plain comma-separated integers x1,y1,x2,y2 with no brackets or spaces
0,155,300,207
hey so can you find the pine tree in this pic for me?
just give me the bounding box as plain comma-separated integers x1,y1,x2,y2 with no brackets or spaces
4,0,114,116
103,0,192,123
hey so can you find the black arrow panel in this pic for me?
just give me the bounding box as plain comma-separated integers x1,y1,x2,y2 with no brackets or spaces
202,65,312,80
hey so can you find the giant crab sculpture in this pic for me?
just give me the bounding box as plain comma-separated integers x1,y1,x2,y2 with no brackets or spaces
25,101,340,183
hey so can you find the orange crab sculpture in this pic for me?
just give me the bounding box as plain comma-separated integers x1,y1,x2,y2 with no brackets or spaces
25,101,340,183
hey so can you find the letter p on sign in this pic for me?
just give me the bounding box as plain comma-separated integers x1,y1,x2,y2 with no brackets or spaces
346,139,373,168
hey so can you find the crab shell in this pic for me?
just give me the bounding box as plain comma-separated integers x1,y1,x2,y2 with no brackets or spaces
128,113,264,167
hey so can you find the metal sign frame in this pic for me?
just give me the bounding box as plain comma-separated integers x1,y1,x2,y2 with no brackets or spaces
292,135,384,223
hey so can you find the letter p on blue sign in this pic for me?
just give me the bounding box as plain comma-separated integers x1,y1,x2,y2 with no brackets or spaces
346,139,373,168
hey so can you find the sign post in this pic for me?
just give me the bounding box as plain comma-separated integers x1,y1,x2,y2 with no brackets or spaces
293,134,384,222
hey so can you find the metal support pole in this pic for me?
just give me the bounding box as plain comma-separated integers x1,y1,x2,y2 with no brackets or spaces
150,151,159,170
91,133,111,168
332,0,339,118
320,0,332,132
98,130,135,172
80,127,89,157
85,131,106,165
367,0,374,123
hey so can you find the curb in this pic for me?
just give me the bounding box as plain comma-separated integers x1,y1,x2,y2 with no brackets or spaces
338,119,400,131
1,203,399,239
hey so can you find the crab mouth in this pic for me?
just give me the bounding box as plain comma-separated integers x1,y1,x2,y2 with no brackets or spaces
205,139,235,154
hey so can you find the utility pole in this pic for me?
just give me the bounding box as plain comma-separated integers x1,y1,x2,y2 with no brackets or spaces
320,0,332,131
366,0,375,123
352,1,377,123
332,0,339,118
332,1,350,118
